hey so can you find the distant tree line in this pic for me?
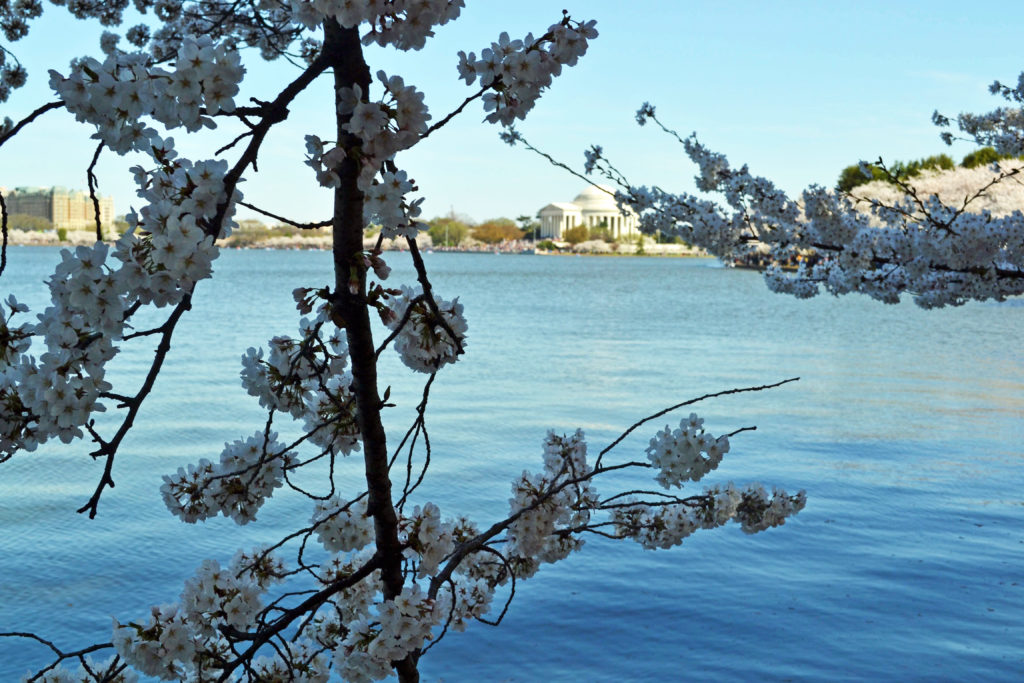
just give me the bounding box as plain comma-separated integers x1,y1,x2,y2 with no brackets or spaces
6,213,53,231
837,147,1023,192
425,214,531,246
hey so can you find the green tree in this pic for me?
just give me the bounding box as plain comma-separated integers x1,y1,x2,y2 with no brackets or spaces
896,153,954,178
960,146,1015,168
6,213,52,231
237,218,268,231
427,216,470,246
471,217,523,243
838,153,955,192
562,222,589,244
588,219,614,242
516,214,540,240
837,163,886,192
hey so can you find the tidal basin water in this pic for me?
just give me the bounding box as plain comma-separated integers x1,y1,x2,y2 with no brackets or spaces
1,247,1022,681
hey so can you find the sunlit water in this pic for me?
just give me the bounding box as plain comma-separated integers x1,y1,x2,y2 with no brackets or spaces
1,247,1022,681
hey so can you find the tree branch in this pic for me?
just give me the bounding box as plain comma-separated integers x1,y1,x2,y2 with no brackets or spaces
0,191,8,280
596,377,799,467
0,101,64,149
86,141,105,241
236,199,332,229
78,296,192,518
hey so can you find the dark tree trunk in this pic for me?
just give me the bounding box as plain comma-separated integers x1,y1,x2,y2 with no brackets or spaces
324,20,420,683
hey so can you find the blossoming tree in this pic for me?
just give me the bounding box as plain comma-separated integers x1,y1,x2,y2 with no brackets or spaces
549,88,1024,309
0,2,808,681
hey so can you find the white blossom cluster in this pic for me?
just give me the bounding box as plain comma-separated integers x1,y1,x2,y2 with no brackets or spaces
608,119,1024,308
286,0,464,51
934,72,1024,155
49,35,244,154
457,16,598,126
731,484,809,534
160,430,295,524
399,502,455,577
338,584,438,683
0,244,119,456
107,549,364,682
306,70,430,238
385,285,467,373
646,412,730,488
111,603,198,679
0,50,28,103
497,423,804,558
240,316,362,456
0,135,237,461
318,549,382,624
312,496,374,553
248,644,330,683
111,550,283,680
115,151,235,304
505,430,594,571
0,0,38,102
610,483,806,550
315,514,497,681
362,168,424,239
303,134,347,189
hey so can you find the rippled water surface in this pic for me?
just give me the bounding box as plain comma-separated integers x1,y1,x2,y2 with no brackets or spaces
1,247,1022,681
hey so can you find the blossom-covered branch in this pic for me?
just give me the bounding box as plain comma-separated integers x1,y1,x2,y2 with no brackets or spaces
521,92,1024,309
1,3,812,682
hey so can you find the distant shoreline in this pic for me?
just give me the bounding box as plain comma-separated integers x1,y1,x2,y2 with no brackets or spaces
3,230,709,258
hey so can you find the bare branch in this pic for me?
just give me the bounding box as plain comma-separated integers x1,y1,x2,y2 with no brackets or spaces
236,199,332,230
406,237,465,355
596,377,799,466
420,88,486,140
0,632,115,682
0,101,64,149
86,141,106,241
0,191,8,280
78,296,193,518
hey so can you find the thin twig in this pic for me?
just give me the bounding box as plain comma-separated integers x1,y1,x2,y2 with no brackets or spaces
78,296,192,518
405,238,465,354
0,191,8,279
0,101,64,149
207,49,336,239
0,632,114,682
596,377,799,467
420,89,486,140
86,141,105,241
236,199,332,230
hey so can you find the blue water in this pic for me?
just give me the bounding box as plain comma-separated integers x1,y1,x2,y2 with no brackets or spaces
1,247,1022,681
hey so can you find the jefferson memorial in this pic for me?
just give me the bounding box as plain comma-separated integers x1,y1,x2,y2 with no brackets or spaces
537,185,639,240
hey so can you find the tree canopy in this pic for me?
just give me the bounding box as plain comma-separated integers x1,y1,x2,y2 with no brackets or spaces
426,215,470,246
470,217,523,244
1,1,1021,681
0,5,811,682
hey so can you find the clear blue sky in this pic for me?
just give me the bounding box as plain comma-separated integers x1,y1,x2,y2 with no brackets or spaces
1,1,1021,225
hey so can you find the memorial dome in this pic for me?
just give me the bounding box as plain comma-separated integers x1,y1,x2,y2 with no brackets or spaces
571,185,618,213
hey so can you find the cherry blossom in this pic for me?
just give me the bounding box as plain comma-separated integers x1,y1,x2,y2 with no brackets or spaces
0,6,820,682
574,100,1024,309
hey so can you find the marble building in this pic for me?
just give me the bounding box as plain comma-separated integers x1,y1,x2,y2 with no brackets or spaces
536,184,639,240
